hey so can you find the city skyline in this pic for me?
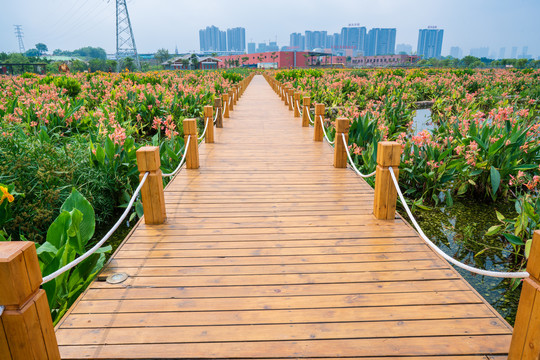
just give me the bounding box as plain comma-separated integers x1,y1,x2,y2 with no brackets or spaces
0,0,538,59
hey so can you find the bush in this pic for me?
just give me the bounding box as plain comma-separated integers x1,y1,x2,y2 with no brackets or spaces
53,76,81,97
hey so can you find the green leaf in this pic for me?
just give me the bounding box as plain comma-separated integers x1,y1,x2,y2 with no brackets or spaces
104,136,115,160
490,166,501,196
445,190,453,207
46,211,71,249
503,233,525,246
495,211,505,222
67,209,84,255
485,225,502,236
457,183,468,196
525,239,533,259
95,146,105,164
61,189,95,245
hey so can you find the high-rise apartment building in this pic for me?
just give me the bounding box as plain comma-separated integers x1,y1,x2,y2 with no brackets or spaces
417,28,444,59
247,42,256,54
450,46,462,59
396,43,412,55
470,47,489,58
340,27,366,54
227,27,246,52
511,46,518,58
199,25,227,52
365,28,396,56
305,30,327,50
290,33,305,51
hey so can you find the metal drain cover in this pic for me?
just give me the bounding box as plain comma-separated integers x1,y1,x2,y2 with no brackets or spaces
106,272,128,284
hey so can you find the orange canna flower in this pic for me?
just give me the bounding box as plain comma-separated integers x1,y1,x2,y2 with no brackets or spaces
0,186,14,205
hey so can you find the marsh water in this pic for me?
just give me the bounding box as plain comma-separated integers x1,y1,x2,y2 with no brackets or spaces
413,197,521,325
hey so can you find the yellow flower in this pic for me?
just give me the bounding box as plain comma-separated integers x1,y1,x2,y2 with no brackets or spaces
0,186,14,205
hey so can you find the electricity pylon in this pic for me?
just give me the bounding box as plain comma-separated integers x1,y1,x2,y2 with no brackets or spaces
116,0,140,70
14,25,25,54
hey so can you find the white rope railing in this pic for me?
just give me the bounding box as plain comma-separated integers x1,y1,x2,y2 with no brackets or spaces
319,115,335,145
342,134,377,178
41,171,150,284
198,117,210,141
307,109,314,125
213,109,219,125
162,135,191,177
295,100,301,114
388,166,529,279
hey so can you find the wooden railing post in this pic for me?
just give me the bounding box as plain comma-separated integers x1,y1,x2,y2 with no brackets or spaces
288,89,294,111
228,90,234,111
302,96,311,127
183,118,199,169
136,146,166,224
283,86,289,105
313,103,325,141
0,242,61,360
204,105,214,143
233,85,238,105
509,230,540,359
222,94,230,119
294,92,301,118
214,98,223,128
334,118,349,168
373,141,401,220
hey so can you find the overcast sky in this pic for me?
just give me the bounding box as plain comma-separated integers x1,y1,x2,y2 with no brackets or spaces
1,0,539,58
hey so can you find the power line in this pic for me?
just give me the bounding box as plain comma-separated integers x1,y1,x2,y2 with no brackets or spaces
14,25,25,53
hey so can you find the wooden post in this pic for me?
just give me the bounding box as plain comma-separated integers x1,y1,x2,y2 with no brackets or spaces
204,106,214,143
302,96,311,127
214,98,223,128
0,242,61,360
233,85,238,105
136,146,166,224
183,118,199,169
228,90,234,111
293,92,301,118
334,118,349,168
283,86,289,105
373,141,401,220
509,230,540,359
288,89,294,111
222,94,230,118
313,103,325,141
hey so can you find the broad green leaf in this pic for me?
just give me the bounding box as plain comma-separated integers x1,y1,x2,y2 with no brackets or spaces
104,136,115,160
457,183,468,196
61,189,95,245
495,211,505,222
67,209,84,255
95,146,105,164
490,166,501,196
525,239,533,259
46,211,71,249
485,225,502,236
503,233,525,246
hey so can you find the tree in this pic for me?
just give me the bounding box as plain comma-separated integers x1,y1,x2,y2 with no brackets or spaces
53,49,63,56
461,55,479,68
70,60,88,72
180,58,190,69
516,58,528,69
36,43,48,56
0,52,8,62
190,54,199,69
241,56,249,66
154,48,170,64
122,57,135,71
25,48,40,57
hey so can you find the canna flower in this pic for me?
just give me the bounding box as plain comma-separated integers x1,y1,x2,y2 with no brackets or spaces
0,186,14,205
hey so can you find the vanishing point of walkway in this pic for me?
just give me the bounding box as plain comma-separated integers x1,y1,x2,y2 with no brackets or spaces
55,75,512,359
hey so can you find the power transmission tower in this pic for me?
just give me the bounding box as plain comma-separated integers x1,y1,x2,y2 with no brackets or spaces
116,0,140,70
14,25,25,54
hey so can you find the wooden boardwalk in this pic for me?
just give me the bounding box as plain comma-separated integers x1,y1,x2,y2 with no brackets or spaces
55,75,512,359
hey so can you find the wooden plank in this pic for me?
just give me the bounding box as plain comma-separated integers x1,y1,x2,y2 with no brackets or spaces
58,336,512,358
59,303,496,328
84,280,471,300
71,291,482,313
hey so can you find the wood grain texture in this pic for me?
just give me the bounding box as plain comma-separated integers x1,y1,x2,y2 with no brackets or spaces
56,75,512,359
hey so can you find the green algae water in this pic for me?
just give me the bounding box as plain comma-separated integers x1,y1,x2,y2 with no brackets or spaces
413,199,522,325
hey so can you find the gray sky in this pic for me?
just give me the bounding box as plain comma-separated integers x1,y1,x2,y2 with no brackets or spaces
1,0,539,58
